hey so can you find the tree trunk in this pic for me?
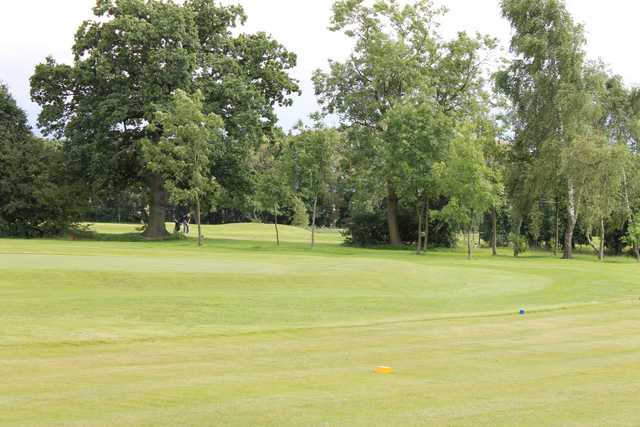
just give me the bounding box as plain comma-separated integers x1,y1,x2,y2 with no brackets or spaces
563,184,577,259
563,220,577,259
311,194,318,249
196,196,202,247
513,216,523,257
423,199,429,252
622,169,638,262
554,197,560,257
387,184,402,246
274,207,280,247
491,207,497,256
416,203,422,255
142,173,169,239
622,169,632,217
467,227,472,260
599,218,605,261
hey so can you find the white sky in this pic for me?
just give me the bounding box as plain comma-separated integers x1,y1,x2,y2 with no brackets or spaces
1,0,639,132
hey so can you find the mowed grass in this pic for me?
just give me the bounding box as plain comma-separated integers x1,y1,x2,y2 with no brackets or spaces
1,223,639,426
91,222,344,244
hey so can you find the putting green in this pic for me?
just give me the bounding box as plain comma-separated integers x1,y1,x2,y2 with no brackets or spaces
1,223,639,426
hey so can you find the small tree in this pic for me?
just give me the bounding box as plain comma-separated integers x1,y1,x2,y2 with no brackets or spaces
480,116,507,256
528,202,543,248
563,133,627,260
140,90,223,246
290,197,309,228
384,96,453,254
437,123,502,259
254,145,291,246
285,120,340,249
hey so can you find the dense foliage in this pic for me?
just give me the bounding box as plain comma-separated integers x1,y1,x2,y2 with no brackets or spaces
313,0,494,247
2,0,638,260
345,200,456,248
0,84,80,236
30,0,299,238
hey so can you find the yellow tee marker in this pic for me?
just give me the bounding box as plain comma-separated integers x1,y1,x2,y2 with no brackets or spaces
375,366,394,374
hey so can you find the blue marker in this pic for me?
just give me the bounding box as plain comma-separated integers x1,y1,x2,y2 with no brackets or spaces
519,309,526,315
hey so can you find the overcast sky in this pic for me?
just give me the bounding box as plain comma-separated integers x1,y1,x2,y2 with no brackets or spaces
1,0,639,132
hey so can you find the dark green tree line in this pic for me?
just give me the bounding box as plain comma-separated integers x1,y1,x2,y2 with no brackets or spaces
0,84,80,236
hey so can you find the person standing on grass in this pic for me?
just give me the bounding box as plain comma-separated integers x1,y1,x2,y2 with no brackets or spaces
182,213,192,234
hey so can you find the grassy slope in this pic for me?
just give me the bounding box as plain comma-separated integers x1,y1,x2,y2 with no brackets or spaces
1,223,639,426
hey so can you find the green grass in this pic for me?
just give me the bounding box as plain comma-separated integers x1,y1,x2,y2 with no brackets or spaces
89,222,345,244
1,223,639,426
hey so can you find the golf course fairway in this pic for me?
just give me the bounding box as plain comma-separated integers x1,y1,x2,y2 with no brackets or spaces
1,223,639,426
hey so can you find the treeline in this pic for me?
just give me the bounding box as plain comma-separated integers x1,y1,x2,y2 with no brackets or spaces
1,0,639,260
0,84,81,236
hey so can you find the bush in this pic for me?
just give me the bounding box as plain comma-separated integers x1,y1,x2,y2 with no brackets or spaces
344,202,456,247
0,84,81,237
510,233,528,256
0,138,82,237
343,211,389,246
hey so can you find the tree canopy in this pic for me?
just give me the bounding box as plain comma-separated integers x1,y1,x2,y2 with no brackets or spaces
31,0,299,238
0,84,80,237
1,0,637,260
314,0,494,245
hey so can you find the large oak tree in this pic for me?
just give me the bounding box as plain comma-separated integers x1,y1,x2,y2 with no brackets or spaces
31,0,298,238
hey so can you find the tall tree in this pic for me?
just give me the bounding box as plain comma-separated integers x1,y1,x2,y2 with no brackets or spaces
480,108,508,256
497,0,590,259
590,67,640,259
314,0,493,245
31,0,298,238
486,155,507,256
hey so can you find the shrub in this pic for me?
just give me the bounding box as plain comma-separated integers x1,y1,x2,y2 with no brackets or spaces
343,211,389,246
0,84,82,237
344,203,456,247
510,233,528,256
